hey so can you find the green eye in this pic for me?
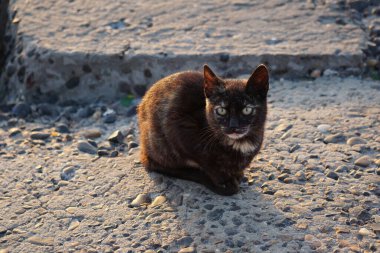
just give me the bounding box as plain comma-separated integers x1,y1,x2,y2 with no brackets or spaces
216,107,227,116
242,107,253,115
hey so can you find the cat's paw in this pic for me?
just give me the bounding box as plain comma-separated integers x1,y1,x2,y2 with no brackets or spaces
212,177,240,196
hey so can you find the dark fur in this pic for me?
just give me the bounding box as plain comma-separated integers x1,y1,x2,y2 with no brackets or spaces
137,65,269,195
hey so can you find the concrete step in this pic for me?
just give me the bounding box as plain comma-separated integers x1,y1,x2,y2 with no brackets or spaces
1,0,367,103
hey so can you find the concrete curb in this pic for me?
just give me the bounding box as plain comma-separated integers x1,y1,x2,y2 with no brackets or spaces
0,0,369,104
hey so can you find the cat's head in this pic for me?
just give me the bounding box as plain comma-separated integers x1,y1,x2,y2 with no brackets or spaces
204,64,269,140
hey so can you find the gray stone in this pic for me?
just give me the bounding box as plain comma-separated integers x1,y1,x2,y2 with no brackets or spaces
324,133,346,144
276,123,293,132
128,141,138,149
354,156,372,167
325,170,339,180
317,124,331,133
55,123,70,133
178,247,196,253
108,130,124,144
130,193,150,207
77,140,97,154
30,132,50,140
60,166,76,181
103,109,117,124
347,137,366,146
81,129,102,139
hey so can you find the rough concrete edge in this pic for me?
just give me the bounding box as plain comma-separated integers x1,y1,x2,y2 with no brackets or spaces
3,41,364,105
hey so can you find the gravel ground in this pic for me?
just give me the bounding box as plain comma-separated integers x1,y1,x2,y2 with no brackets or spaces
0,76,379,252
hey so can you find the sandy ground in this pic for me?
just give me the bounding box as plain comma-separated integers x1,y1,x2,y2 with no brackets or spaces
0,76,379,252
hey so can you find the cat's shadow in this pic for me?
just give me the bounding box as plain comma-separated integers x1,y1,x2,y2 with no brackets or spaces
145,170,313,252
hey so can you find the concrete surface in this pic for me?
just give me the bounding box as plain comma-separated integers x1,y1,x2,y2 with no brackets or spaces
1,0,367,103
0,76,379,252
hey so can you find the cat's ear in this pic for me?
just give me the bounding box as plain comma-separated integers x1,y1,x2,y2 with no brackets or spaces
246,64,269,98
204,65,224,98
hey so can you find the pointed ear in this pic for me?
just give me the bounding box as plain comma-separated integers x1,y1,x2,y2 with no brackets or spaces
204,65,224,98
246,64,269,98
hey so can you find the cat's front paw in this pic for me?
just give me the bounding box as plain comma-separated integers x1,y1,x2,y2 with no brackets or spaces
212,177,240,196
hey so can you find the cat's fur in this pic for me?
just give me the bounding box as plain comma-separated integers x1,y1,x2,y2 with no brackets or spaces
137,65,269,195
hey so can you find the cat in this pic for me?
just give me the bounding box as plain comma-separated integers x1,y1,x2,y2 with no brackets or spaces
137,64,269,195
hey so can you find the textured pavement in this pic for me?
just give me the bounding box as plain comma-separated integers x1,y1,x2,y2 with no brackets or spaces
0,76,379,252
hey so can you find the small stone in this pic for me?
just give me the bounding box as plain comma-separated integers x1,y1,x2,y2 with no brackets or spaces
371,223,380,232
325,170,339,180
103,109,117,124
66,207,79,214
0,249,9,253
262,187,276,195
289,144,300,153
358,228,372,236
335,227,350,234
108,130,124,143
61,166,76,181
284,178,293,184
55,124,70,133
68,220,80,231
276,123,293,132
335,165,349,173
130,193,150,207
27,236,54,246
295,171,306,181
128,141,138,149
317,124,331,133
277,173,289,181
12,103,31,118
354,156,372,167
76,107,95,118
310,69,322,78
347,137,366,146
30,132,50,140
267,173,275,180
150,195,166,207
77,141,97,154
9,128,21,137
97,150,110,157
110,150,119,157
178,247,196,253
324,133,345,144
81,129,102,139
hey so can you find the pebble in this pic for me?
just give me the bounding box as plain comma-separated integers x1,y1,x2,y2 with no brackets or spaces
324,133,345,144
110,150,119,157
358,228,372,236
335,165,349,173
325,170,339,180
128,141,139,149
97,150,110,157
77,140,98,154
277,173,289,181
26,236,54,246
347,137,366,146
275,123,293,132
9,128,21,137
108,130,124,143
68,220,80,231
12,103,31,118
30,132,50,140
178,247,196,253
103,109,117,123
81,129,102,139
310,69,322,78
61,166,76,181
354,156,372,167
55,123,70,133
130,193,150,207
317,124,331,133
150,195,166,207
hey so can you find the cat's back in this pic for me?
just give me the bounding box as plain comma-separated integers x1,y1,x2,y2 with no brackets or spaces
138,71,205,120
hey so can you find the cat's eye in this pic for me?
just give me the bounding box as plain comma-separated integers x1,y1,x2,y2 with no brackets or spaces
216,107,227,116
242,107,253,115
